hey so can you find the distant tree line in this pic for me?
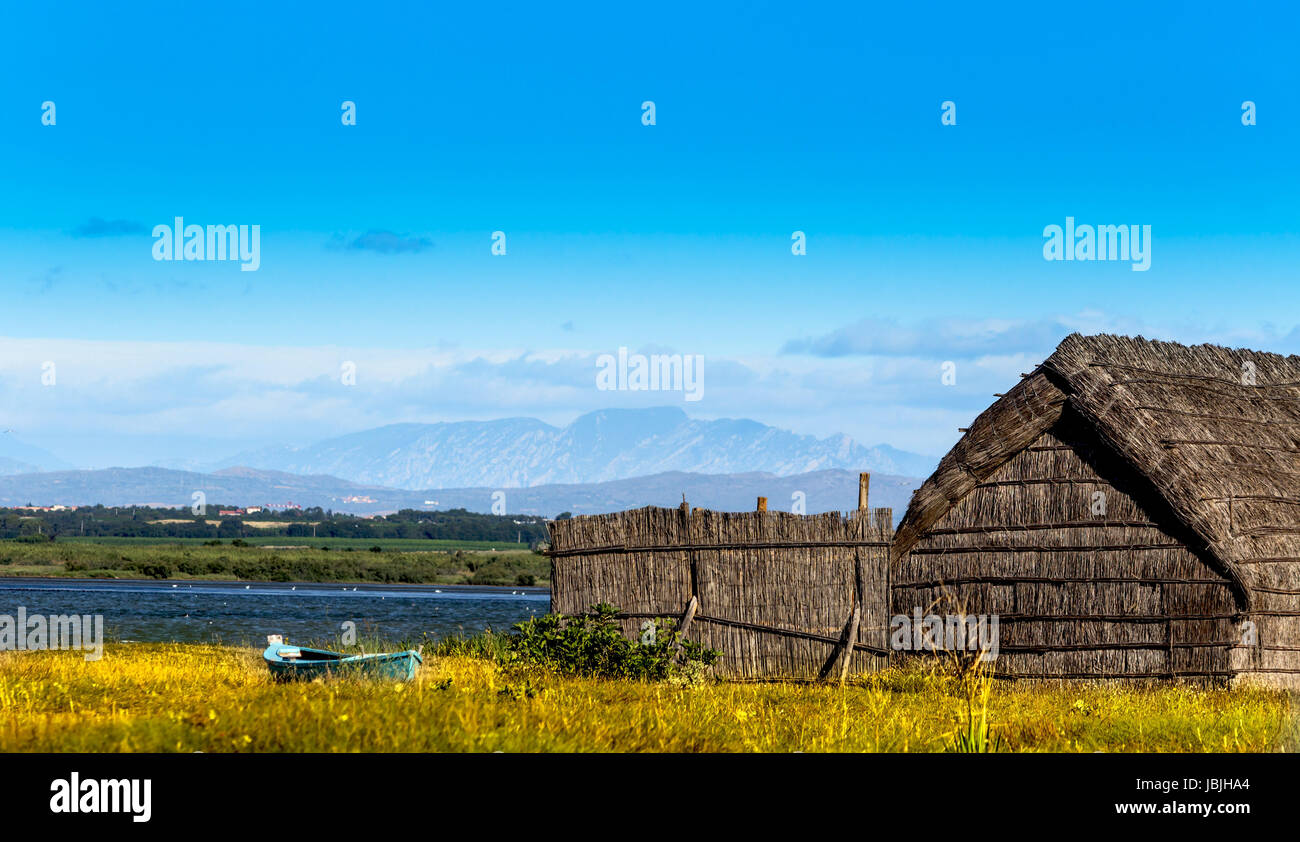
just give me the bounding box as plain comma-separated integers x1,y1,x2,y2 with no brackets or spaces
0,505,552,544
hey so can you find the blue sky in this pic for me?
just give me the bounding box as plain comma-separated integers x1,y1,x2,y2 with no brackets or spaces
1,2,1298,469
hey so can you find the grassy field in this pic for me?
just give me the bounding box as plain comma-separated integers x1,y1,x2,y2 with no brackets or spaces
55,535,531,552
0,643,1290,752
0,540,547,586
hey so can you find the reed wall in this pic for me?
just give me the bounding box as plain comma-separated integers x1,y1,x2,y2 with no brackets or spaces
548,505,892,680
893,412,1241,681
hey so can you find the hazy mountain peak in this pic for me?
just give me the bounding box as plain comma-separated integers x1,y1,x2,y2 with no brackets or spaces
210,407,935,490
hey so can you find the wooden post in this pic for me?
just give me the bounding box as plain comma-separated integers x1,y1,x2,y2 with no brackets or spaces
678,595,699,638
673,595,700,661
858,472,870,513
756,496,767,512
838,604,861,684
818,603,862,682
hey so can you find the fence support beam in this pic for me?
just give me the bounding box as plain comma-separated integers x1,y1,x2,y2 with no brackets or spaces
838,604,861,684
678,595,699,638
818,603,862,682
673,595,700,660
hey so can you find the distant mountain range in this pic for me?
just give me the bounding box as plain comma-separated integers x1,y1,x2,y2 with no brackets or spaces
207,407,936,489
0,466,921,521
0,408,935,517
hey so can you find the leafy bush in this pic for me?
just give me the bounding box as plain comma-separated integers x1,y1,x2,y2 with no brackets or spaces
506,603,719,681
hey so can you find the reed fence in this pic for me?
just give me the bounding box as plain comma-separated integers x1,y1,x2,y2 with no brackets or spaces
547,500,893,680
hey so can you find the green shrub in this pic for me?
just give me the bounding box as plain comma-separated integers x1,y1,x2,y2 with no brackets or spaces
506,603,719,681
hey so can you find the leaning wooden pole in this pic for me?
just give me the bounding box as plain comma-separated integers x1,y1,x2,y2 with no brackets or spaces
673,595,700,660
819,603,863,682
858,472,871,512
838,604,862,684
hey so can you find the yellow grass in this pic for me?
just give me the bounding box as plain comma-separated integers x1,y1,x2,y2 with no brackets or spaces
0,644,1290,752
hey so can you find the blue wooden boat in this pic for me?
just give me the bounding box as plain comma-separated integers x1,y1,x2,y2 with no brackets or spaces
262,637,422,681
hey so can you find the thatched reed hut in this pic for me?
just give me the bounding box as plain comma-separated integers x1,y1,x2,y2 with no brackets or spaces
893,333,1300,685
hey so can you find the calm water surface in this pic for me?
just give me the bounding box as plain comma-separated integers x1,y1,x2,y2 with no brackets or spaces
0,578,549,646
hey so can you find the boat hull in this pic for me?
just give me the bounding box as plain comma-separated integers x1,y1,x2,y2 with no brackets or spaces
263,644,422,681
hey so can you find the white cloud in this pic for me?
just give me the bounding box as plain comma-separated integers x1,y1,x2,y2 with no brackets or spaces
5,317,1295,467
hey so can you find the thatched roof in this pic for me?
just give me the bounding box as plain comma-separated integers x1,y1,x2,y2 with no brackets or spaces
893,333,1300,609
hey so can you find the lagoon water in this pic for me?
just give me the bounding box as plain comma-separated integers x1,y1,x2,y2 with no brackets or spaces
0,578,548,646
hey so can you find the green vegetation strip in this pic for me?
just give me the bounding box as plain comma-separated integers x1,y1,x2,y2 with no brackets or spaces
56,536,528,551
0,540,547,586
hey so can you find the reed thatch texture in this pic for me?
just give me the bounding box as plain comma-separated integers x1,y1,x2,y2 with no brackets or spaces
894,333,1300,685
548,505,892,679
